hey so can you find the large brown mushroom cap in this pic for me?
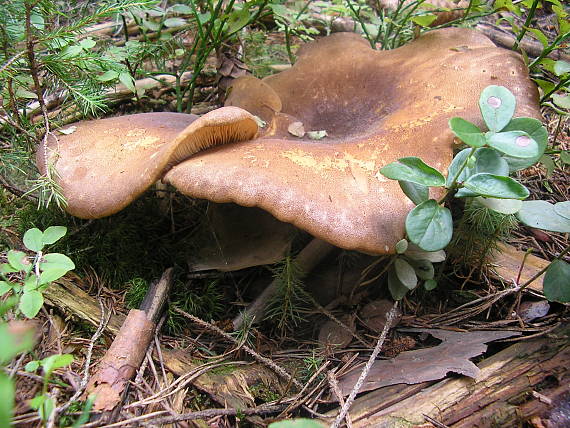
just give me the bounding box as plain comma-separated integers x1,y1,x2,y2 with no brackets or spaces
40,108,257,218
165,28,540,254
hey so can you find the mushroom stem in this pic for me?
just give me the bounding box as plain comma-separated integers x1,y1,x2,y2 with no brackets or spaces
232,238,335,330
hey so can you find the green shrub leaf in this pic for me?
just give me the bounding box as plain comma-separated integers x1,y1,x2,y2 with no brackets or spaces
424,279,438,290
41,354,74,377
269,419,327,428
23,228,44,252
475,197,522,214
543,260,570,303
449,117,486,147
479,85,516,132
394,258,418,290
500,117,548,171
380,157,445,187
486,131,539,159
42,226,67,245
19,290,44,318
405,200,453,251
554,201,570,220
463,174,529,199
447,148,508,189
408,259,435,280
399,180,429,205
388,267,409,300
517,200,570,233
7,250,29,272
0,372,14,428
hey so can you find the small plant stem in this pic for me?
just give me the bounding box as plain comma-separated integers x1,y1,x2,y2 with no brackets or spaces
518,243,570,292
528,31,570,70
25,2,52,175
540,75,570,104
284,25,295,64
512,0,539,52
438,148,477,204
331,301,399,428
346,0,374,49
460,0,475,24
515,248,534,286
390,0,427,49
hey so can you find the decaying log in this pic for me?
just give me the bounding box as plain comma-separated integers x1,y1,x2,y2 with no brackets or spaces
44,273,282,410
325,323,570,427
490,243,550,292
85,268,173,411
477,23,570,63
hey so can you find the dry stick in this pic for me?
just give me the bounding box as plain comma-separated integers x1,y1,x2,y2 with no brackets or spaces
327,371,353,428
174,308,303,390
331,301,399,428
233,238,335,330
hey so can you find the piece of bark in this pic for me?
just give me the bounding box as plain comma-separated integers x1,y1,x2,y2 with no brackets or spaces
477,23,570,63
326,323,570,427
85,309,155,411
489,243,550,292
85,268,173,411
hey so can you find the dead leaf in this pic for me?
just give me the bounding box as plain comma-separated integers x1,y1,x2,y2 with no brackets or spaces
318,315,355,348
359,299,401,333
307,130,328,140
518,300,550,322
58,126,77,135
338,328,520,396
288,121,305,138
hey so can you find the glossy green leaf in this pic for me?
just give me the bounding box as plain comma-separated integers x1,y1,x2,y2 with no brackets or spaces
395,239,408,254
19,290,44,318
475,197,522,214
163,17,187,27
405,243,446,262
23,228,43,252
479,85,516,132
118,72,136,93
0,372,14,428
486,131,539,159
540,154,556,178
40,253,75,272
380,157,445,187
225,7,250,35
448,117,486,147
463,174,529,199
97,70,119,82
42,226,67,245
447,148,508,189
388,267,409,300
561,151,570,165
424,279,438,290
517,200,570,233
501,117,548,171
552,94,570,109
405,200,453,252
394,258,418,290
25,361,40,372
543,260,570,303
553,60,570,76
411,14,437,27
7,250,29,272
41,353,74,377
170,4,193,14
399,180,429,205
554,201,570,220
408,258,435,280
0,281,11,295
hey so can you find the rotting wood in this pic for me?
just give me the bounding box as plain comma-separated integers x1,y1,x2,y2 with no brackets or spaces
325,323,570,427
489,242,550,292
43,274,282,410
476,23,570,63
85,268,173,411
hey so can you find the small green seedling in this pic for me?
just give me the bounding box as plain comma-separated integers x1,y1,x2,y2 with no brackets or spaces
0,226,75,318
380,85,552,300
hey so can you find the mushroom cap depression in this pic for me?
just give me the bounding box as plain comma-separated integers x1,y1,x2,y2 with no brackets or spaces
38,108,257,218
164,28,541,254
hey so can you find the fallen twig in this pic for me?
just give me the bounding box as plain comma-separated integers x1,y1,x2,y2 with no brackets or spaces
331,301,399,428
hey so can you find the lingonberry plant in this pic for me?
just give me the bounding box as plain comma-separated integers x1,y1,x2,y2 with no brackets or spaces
380,85,569,302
